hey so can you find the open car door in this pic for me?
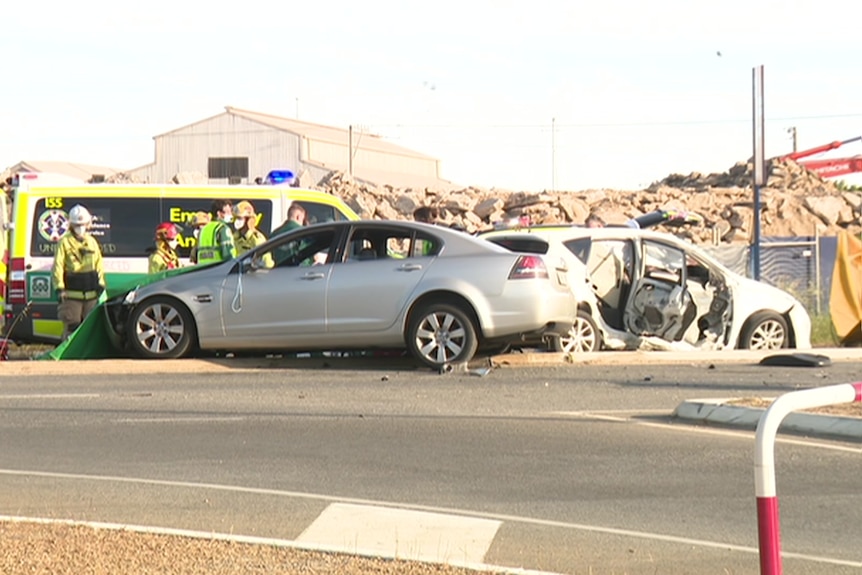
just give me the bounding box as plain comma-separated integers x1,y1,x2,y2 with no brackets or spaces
623,240,696,343
622,239,734,347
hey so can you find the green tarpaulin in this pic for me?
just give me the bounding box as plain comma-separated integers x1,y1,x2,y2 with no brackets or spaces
40,265,209,360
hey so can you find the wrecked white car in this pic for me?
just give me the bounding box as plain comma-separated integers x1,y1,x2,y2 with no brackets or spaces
481,225,812,353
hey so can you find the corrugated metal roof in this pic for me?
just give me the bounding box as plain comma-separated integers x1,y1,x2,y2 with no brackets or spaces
157,106,437,161
303,159,455,190
7,160,122,181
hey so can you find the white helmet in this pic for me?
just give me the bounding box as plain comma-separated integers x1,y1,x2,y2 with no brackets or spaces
68,205,92,226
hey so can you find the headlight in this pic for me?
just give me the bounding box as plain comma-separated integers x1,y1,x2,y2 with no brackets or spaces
123,289,137,305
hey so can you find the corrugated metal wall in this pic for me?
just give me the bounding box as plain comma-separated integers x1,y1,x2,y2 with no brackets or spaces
129,112,440,184
130,115,302,184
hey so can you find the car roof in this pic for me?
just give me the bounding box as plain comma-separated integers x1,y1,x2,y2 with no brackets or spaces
299,219,515,256
480,224,690,244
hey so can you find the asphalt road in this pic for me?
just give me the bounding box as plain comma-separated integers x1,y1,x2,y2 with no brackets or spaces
1,357,861,574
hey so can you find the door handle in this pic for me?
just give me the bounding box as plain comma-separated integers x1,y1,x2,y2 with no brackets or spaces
398,264,423,271
301,272,326,280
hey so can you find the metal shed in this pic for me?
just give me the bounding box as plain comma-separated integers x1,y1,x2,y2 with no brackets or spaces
4,161,122,183
127,106,452,188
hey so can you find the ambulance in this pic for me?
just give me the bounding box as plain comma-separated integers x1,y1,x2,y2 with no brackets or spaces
3,176,360,343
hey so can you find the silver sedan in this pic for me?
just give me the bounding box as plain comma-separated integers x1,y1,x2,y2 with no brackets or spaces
110,221,575,369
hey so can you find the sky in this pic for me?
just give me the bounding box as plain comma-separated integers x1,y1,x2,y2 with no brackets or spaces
3,0,862,192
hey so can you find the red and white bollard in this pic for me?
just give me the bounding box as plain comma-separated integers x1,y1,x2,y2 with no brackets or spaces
754,381,862,575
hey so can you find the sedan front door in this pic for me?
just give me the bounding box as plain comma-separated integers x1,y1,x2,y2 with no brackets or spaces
220,228,338,345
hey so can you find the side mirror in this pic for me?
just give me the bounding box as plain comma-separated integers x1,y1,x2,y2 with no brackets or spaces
239,257,259,273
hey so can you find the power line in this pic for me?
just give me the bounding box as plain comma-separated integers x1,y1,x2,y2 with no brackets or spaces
377,112,862,130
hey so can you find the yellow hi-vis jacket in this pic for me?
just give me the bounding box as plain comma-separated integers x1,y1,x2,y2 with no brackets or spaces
148,244,180,274
197,221,236,265
52,232,105,300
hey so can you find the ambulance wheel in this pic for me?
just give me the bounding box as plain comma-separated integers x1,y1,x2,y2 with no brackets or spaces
127,296,196,359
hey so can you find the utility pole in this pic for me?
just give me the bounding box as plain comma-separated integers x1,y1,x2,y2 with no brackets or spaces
752,65,765,282
295,97,299,119
787,126,797,153
348,125,354,177
551,117,556,192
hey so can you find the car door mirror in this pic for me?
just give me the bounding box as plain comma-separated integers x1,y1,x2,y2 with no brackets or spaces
241,256,261,273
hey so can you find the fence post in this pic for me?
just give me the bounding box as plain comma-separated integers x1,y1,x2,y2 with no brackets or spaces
754,382,862,575
814,225,821,315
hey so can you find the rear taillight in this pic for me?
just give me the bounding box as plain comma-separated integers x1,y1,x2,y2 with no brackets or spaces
508,255,549,280
9,258,26,304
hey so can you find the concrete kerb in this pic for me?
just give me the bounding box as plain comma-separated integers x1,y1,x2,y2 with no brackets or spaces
674,397,862,440
3,347,862,377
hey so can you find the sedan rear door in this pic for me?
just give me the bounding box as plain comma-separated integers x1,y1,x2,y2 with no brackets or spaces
325,224,437,333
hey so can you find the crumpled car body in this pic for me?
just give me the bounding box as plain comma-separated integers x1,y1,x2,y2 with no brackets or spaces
480,225,812,352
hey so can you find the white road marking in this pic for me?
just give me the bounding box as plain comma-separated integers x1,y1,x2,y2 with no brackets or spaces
112,417,246,424
296,502,501,564
0,394,101,399
553,410,862,453
0,468,858,568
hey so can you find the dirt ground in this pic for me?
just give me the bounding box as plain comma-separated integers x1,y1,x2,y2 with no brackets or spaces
0,520,496,575
727,396,862,417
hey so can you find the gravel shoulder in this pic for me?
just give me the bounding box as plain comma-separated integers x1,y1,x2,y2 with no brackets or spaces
0,519,498,575
727,396,862,417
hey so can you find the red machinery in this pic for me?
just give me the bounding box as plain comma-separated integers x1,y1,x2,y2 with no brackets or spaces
780,136,862,178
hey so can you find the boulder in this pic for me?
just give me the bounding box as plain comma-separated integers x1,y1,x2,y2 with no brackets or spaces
311,156,862,243
805,195,847,226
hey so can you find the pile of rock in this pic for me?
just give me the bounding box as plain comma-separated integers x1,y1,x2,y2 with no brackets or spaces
22,156,857,246
318,158,862,244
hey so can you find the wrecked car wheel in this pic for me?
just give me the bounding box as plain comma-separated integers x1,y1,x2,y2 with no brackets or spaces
739,312,788,350
552,310,601,353
407,302,478,370
127,297,196,359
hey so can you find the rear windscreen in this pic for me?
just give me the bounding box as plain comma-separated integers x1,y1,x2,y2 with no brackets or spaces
31,197,273,259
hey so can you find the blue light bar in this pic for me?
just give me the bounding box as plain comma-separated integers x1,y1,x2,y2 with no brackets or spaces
265,170,295,185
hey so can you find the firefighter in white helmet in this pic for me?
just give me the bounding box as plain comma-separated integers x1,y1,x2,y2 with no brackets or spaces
51,204,106,339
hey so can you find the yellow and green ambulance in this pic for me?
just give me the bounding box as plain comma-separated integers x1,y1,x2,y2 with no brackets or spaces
4,179,359,343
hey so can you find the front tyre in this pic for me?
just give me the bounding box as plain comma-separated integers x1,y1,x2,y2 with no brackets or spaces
552,309,601,353
739,311,788,350
407,303,478,370
127,297,196,359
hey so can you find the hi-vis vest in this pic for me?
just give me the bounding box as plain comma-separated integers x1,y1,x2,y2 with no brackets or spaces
52,232,105,300
196,221,232,265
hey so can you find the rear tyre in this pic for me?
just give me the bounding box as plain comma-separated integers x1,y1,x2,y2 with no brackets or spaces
551,309,601,353
407,302,478,370
739,312,788,350
127,297,196,359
